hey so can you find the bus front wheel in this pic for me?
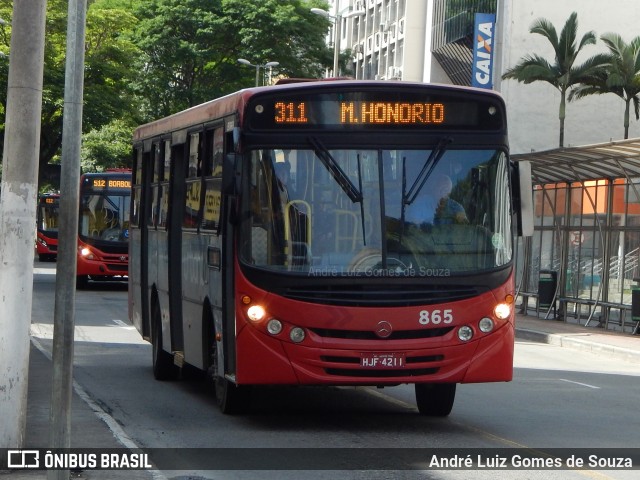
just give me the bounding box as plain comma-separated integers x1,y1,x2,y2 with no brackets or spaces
76,275,89,289
415,383,456,416
207,311,249,414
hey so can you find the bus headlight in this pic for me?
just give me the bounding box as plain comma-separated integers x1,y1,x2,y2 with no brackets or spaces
289,327,305,343
267,319,283,335
247,305,266,322
494,302,512,320
478,317,494,333
458,325,474,342
79,247,95,259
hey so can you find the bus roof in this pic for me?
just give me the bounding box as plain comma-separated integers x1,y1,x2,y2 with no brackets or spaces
132,80,505,143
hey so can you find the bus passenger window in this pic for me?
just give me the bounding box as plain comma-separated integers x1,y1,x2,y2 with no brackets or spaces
201,178,221,231
183,180,201,228
189,133,200,178
212,128,224,177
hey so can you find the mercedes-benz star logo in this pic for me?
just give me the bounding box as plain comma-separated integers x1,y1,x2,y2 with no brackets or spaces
375,321,393,338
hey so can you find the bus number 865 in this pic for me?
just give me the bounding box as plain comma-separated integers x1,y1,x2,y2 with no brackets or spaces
419,309,453,325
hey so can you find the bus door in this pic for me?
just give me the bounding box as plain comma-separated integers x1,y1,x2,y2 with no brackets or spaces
139,144,162,338
167,140,186,354
203,126,231,374
130,147,151,337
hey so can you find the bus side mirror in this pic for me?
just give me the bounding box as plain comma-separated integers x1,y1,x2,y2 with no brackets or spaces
222,153,238,195
512,160,533,237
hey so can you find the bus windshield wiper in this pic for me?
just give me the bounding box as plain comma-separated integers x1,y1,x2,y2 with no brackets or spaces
309,136,367,245
308,136,363,204
404,137,453,205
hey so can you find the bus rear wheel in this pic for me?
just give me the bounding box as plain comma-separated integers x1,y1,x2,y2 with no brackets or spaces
415,383,456,416
151,299,177,381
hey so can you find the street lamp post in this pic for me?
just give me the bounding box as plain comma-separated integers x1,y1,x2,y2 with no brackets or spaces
311,7,341,76
237,58,279,87
311,7,364,77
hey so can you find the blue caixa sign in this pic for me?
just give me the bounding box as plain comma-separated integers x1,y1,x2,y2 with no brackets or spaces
472,13,496,89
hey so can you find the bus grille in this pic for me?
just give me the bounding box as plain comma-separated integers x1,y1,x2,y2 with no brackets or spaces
309,326,453,340
107,264,128,272
281,284,479,307
324,367,439,377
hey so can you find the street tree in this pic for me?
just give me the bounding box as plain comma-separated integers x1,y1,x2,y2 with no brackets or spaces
130,0,332,119
502,12,606,147
81,119,134,171
570,33,640,139
0,0,141,184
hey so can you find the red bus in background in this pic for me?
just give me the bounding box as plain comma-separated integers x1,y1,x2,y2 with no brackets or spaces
129,80,532,416
77,169,132,288
35,193,60,261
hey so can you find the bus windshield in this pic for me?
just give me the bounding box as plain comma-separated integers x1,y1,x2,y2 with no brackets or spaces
38,197,60,232
240,147,512,276
80,191,131,243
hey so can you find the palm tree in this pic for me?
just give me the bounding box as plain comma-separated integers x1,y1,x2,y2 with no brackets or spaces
570,33,640,139
502,12,607,147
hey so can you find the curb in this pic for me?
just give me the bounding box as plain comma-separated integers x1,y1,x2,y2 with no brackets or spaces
515,328,640,365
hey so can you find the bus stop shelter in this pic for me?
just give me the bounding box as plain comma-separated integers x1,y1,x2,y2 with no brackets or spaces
513,137,640,334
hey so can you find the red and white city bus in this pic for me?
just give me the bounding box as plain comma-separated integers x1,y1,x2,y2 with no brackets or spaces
129,80,532,415
77,169,132,288
35,193,60,261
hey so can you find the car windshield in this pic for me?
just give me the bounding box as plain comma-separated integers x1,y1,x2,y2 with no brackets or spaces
239,148,512,276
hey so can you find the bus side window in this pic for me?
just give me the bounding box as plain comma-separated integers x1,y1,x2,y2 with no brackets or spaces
201,179,221,231
188,133,200,178
212,128,224,177
200,127,224,232
131,148,143,228
149,142,162,228
158,140,171,229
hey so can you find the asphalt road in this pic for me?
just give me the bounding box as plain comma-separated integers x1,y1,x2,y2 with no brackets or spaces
28,261,640,480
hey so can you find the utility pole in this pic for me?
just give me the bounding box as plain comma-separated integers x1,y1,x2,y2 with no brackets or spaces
0,0,47,448
48,0,87,478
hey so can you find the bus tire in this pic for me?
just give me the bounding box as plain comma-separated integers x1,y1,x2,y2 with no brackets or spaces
415,383,456,416
76,275,89,289
151,298,177,381
215,377,250,415
206,309,250,414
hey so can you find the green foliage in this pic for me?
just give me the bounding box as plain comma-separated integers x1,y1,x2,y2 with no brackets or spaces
81,119,135,172
0,0,334,183
0,0,142,181
502,12,607,147
570,33,640,139
130,0,331,119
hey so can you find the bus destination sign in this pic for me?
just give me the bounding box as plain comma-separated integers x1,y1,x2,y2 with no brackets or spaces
274,101,447,126
86,177,131,191
248,89,503,131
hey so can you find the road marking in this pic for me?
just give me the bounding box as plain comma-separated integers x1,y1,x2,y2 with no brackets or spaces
559,378,600,389
362,386,616,480
30,337,167,480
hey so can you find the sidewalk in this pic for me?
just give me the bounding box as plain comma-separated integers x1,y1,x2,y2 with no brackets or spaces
2,313,638,479
1,341,157,480
515,313,640,364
